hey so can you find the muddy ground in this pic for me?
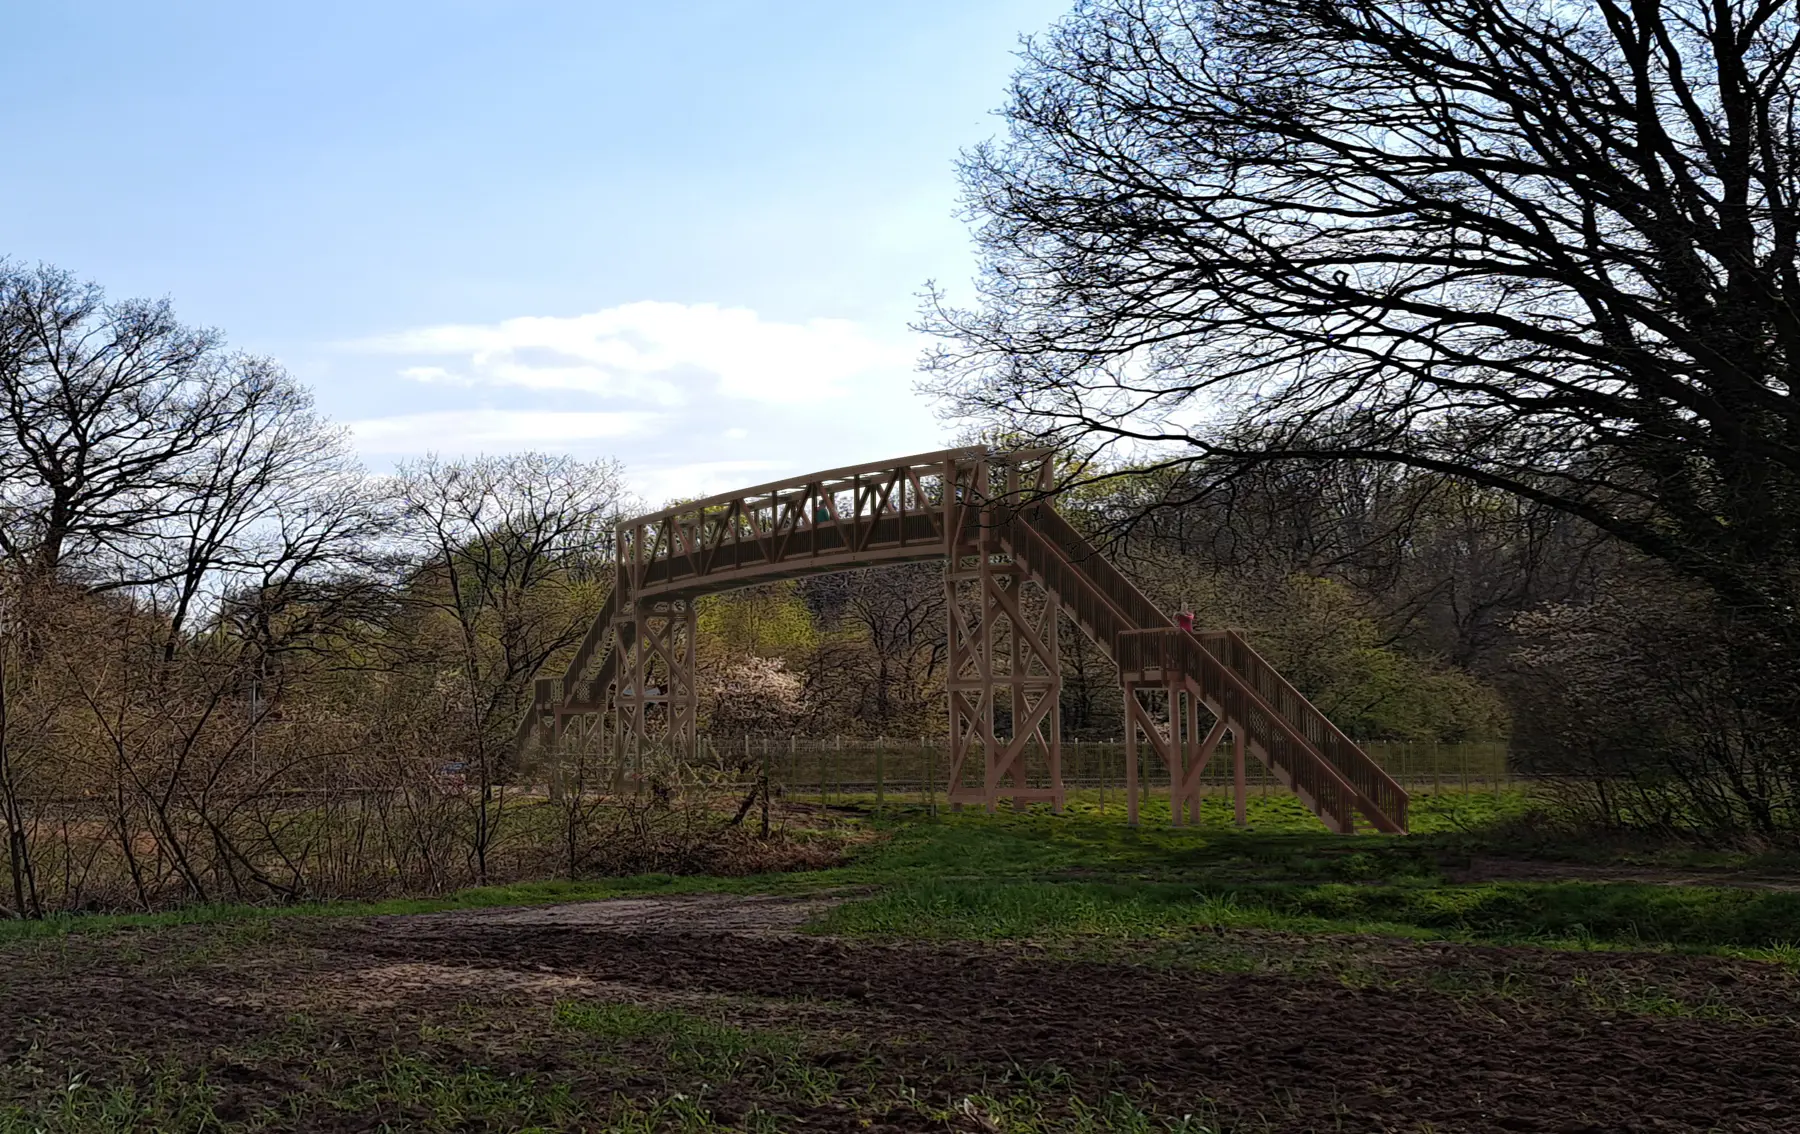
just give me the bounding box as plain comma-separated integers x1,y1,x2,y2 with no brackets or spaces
3,894,1798,1132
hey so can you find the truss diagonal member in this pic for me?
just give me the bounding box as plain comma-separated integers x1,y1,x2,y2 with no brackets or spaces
988,689,1058,788
981,573,1058,677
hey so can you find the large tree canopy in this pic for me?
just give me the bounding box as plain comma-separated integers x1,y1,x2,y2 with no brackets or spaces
928,0,1800,633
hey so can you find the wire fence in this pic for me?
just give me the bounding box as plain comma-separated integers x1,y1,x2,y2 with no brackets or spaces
688,734,1515,809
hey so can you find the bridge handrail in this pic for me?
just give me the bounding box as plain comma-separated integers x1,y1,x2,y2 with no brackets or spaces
623,446,1049,527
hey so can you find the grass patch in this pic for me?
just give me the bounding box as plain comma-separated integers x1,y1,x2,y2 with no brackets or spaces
554,1001,801,1077
814,873,1800,955
0,873,777,946
0,1064,226,1134
328,1055,587,1130
790,804,1800,957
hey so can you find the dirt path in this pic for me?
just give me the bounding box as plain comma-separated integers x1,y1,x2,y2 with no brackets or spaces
390,892,845,933
5,893,1799,1132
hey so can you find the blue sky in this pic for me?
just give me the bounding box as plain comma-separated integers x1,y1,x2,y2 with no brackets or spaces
0,1,1066,503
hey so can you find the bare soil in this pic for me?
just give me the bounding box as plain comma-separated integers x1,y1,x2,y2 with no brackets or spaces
398,892,843,933
4,894,1799,1131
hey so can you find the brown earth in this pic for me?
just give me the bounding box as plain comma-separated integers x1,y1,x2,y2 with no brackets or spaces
4,895,1799,1132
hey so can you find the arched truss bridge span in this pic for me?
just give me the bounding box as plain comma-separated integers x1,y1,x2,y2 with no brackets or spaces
518,447,1408,834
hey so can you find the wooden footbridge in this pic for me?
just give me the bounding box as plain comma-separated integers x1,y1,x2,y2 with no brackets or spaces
518,448,1408,833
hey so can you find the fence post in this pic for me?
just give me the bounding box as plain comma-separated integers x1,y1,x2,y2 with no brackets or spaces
876,743,885,812
1087,738,1101,817
926,737,937,816
760,738,771,837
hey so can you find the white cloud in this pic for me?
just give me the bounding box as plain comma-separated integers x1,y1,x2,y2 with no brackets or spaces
397,365,463,385
356,301,911,406
338,300,950,504
348,409,653,455
632,459,787,507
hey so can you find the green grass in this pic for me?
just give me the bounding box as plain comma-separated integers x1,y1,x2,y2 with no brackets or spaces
811,874,1800,954
0,1065,227,1134
799,803,1800,958
818,782,1533,835
328,1056,587,1131
11,788,1800,963
553,1002,802,1078
0,873,773,946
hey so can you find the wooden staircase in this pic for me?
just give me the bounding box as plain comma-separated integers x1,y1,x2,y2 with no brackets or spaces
993,502,1408,834
514,580,631,756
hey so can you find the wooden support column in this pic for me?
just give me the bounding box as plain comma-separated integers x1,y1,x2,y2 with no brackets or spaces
1233,722,1248,828
616,597,699,782
1165,683,1182,827
943,491,991,812
1124,682,1140,826
1174,711,1228,826
1123,682,1177,826
943,490,1066,814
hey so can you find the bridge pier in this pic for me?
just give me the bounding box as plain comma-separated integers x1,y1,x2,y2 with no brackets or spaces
944,507,1065,813
1123,679,1248,827
615,597,700,782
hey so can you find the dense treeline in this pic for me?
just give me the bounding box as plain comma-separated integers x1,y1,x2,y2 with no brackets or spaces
0,264,779,918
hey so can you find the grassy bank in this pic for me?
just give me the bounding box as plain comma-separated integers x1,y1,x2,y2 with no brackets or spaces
802,802,1800,959
9,791,1800,960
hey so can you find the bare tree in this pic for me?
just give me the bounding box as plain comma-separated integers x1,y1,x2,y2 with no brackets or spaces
802,563,948,737
928,0,1800,721
0,586,40,918
389,452,629,883
0,263,323,590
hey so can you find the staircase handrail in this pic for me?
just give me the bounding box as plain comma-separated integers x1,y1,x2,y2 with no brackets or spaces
559,578,622,706
1001,502,1405,833
1198,630,1409,831
1117,628,1404,832
1015,503,1171,635
986,506,1134,654
513,577,625,757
